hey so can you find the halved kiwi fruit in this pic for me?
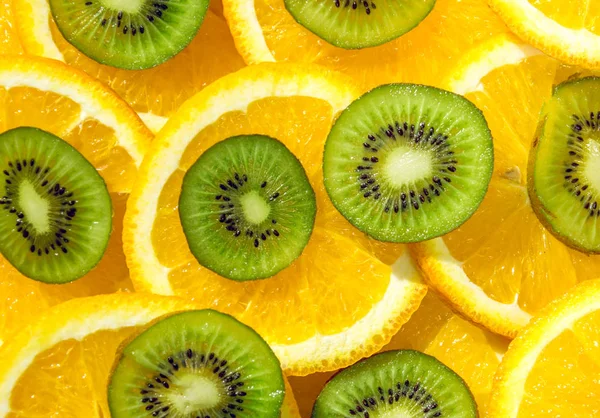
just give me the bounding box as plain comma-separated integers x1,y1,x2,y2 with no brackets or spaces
0,127,112,283
179,134,316,281
108,309,285,418
323,83,493,243
312,350,477,418
284,0,436,49
49,0,209,70
529,76,600,253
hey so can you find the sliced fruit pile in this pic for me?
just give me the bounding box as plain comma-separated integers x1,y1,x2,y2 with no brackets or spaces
224,0,509,90
124,63,428,375
12,0,246,131
413,34,600,338
0,55,151,347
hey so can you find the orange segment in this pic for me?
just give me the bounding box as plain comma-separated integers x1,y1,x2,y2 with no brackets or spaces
528,0,588,30
124,63,427,374
13,0,245,127
225,0,508,90
490,280,600,417
412,35,600,337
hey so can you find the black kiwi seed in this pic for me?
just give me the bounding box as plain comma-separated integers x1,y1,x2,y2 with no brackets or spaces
0,127,112,283
529,76,600,253
108,310,285,418
312,350,477,418
285,0,436,49
179,135,316,281
323,83,493,243
49,0,210,70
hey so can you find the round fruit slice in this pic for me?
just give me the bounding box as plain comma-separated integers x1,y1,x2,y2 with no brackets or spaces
290,291,509,416
489,280,600,417
0,294,301,418
50,0,209,70
411,34,600,338
312,350,477,417
323,83,493,243
488,0,600,69
0,127,112,283
223,0,508,91
0,55,150,346
529,77,600,253
180,135,316,281
14,0,245,131
284,0,435,49
124,63,428,375
109,310,285,417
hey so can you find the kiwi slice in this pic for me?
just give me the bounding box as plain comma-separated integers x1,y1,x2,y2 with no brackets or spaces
312,350,477,418
323,83,493,243
529,76,600,253
108,309,285,418
179,135,316,281
0,127,112,283
284,0,436,49
49,0,209,70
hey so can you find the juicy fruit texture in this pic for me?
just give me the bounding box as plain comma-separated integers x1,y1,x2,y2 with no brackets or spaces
412,35,600,337
224,0,508,90
109,310,285,418
0,294,301,417
489,280,600,417
13,2,245,126
323,84,493,242
0,0,22,54
50,0,209,70
0,55,150,344
488,0,600,69
0,127,112,283
290,292,508,416
284,0,435,49
180,135,316,281
529,76,600,253
124,64,428,374
312,350,477,417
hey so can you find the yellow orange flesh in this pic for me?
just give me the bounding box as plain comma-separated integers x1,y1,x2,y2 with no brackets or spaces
441,54,600,314
528,0,600,35
235,0,508,90
0,1,22,54
151,96,400,345
290,292,508,415
47,12,245,118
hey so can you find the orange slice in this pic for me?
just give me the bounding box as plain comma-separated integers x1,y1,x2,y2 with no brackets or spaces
412,34,600,337
223,0,508,91
0,294,300,417
124,63,427,375
489,279,600,417
290,291,509,415
13,0,245,132
0,55,152,346
489,0,600,69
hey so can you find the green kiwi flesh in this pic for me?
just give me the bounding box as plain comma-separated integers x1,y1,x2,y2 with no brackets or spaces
179,135,316,281
284,0,436,49
529,76,600,253
0,127,112,283
49,0,209,70
108,309,285,418
323,83,493,243
312,350,477,418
